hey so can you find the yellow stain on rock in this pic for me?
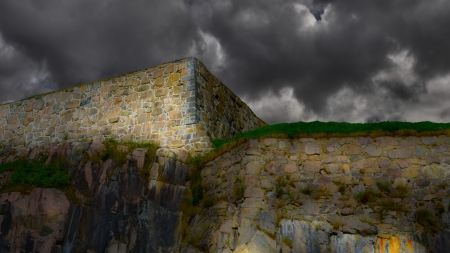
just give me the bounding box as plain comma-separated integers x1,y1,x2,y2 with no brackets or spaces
376,235,401,253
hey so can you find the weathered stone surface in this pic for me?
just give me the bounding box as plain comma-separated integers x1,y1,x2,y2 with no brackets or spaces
305,142,321,155
33,99,45,110
246,162,261,175
388,148,410,159
284,163,298,173
421,136,437,145
0,57,265,153
365,145,382,156
343,144,361,155
244,187,265,198
65,100,79,109
422,164,448,179
304,160,321,172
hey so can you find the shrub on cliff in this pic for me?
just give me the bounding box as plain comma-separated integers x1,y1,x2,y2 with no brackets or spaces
0,159,71,190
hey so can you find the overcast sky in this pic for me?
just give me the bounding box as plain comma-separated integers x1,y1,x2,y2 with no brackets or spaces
1,0,450,124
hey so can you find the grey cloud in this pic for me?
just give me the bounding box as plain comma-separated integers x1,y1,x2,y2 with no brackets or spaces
0,0,449,124
0,0,202,91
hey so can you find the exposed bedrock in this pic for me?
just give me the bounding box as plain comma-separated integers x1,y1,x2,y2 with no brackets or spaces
1,135,450,252
0,141,189,253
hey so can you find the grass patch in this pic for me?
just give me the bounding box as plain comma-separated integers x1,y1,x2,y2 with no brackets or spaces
95,139,159,178
275,177,287,198
314,186,332,200
0,159,82,203
416,209,440,232
376,179,391,194
0,159,27,172
355,189,381,204
186,155,205,206
101,139,158,164
379,198,406,213
282,236,293,248
392,184,409,198
1,159,71,189
302,187,313,195
233,183,246,202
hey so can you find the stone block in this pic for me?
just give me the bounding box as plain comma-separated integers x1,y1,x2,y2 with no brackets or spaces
24,101,34,112
73,108,86,121
154,77,164,87
166,73,180,87
60,113,73,123
343,144,361,155
266,162,284,176
365,145,382,156
125,78,139,87
325,163,340,174
244,187,265,198
392,177,407,188
169,110,182,120
140,90,153,99
68,122,81,132
421,164,448,179
125,93,139,102
356,158,374,169
246,162,261,175
304,160,321,172
342,164,351,174
152,108,163,116
414,146,427,156
23,117,34,126
403,167,419,178
362,177,375,186
103,108,120,119
64,100,79,109
33,100,45,110
284,163,298,173
421,136,437,145
305,142,321,155
388,148,410,159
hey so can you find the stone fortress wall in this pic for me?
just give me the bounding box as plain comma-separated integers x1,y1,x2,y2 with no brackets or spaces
197,135,450,252
0,57,265,153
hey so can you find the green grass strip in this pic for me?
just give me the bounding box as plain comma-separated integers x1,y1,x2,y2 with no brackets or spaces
204,121,450,163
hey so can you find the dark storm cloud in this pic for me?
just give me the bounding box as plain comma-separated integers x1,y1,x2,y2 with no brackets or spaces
0,0,450,123
0,0,201,91
191,0,450,118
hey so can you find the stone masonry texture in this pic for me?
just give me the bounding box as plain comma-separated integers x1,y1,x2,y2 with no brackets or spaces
0,57,265,153
194,136,450,252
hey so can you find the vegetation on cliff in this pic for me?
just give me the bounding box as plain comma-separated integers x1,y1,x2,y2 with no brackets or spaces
0,158,71,193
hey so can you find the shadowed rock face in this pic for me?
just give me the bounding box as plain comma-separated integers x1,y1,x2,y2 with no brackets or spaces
2,136,450,252
0,142,188,253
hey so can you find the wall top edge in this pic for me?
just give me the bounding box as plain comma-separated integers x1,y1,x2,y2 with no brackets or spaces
0,56,200,107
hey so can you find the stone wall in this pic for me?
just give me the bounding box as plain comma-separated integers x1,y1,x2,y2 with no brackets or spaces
192,135,450,252
194,59,266,140
0,57,265,153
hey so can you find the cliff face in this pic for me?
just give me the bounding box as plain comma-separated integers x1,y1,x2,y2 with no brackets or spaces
1,135,450,252
0,142,189,253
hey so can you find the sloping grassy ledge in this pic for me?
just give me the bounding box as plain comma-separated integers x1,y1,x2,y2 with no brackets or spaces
204,121,450,165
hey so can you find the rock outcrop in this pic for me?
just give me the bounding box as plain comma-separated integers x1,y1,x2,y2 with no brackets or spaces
1,135,450,252
0,142,189,253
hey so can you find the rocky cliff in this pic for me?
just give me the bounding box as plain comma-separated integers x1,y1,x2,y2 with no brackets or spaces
1,135,450,252
0,141,189,253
